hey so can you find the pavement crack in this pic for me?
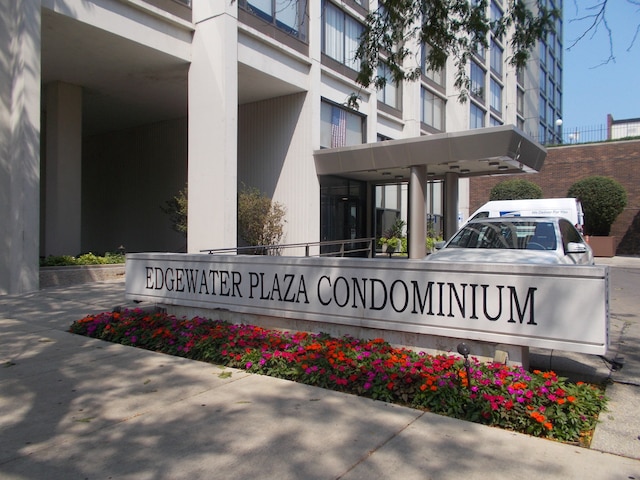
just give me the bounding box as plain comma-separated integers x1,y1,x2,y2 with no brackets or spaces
335,411,426,479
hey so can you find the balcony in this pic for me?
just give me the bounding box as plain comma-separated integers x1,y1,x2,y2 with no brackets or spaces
140,0,191,22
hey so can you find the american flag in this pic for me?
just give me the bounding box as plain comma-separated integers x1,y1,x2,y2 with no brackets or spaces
331,107,347,148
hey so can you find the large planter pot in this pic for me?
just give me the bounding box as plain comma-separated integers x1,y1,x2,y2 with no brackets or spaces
586,236,617,258
381,243,396,255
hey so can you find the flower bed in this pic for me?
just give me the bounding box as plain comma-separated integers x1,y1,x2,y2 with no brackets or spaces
69,309,607,446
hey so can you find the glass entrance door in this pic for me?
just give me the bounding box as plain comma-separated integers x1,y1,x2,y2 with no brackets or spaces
320,177,366,256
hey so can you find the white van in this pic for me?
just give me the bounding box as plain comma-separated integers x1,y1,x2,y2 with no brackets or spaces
468,198,585,231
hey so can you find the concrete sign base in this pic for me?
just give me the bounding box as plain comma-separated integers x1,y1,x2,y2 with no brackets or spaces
125,253,609,357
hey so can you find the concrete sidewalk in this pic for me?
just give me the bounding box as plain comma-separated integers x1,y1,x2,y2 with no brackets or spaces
1,264,639,479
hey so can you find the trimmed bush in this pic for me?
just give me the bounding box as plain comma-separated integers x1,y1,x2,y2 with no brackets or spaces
489,179,543,200
567,176,627,236
40,252,125,267
238,184,286,254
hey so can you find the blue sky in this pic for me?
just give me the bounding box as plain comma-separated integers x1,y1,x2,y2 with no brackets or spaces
562,1,640,129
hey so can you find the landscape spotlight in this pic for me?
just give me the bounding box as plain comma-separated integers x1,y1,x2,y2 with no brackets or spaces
457,342,472,389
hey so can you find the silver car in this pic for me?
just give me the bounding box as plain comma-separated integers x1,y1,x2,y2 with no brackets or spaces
426,217,594,265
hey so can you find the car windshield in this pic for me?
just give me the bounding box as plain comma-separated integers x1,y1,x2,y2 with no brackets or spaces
446,220,557,250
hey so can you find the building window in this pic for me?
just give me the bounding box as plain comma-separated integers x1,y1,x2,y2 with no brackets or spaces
470,103,485,129
320,100,365,148
323,1,363,71
421,44,445,86
377,63,400,109
421,88,445,131
490,0,503,39
539,122,548,144
517,87,524,115
490,78,502,113
474,41,486,61
516,66,524,86
490,116,502,126
470,61,485,101
490,39,503,77
240,0,308,40
547,103,555,126
540,69,547,97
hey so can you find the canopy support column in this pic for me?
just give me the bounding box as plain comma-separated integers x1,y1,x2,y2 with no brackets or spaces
408,165,427,258
444,171,460,240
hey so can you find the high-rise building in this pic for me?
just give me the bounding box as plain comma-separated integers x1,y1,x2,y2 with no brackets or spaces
520,0,564,144
1,0,550,293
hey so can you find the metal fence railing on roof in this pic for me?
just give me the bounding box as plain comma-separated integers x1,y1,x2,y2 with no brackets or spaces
537,123,640,147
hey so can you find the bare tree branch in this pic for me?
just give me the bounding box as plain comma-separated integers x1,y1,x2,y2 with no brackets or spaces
568,0,639,66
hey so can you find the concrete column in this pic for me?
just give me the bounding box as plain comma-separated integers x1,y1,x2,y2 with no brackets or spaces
187,2,238,252
444,171,460,240
0,0,41,294
408,165,427,259
44,82,82,256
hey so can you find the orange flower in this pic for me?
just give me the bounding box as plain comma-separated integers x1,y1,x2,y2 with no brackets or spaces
567,395,576,403
544,422,553,431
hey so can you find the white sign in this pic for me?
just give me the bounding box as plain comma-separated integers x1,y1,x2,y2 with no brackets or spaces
125,253,609,355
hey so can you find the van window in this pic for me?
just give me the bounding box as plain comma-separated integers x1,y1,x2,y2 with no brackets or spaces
470,211,489,221
559,219,584,252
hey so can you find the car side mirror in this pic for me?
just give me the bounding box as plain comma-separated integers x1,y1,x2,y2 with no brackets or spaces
435,241,446,250
567,242,587,254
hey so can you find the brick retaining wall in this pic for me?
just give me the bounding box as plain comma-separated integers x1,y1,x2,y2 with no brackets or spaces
469,139,640,254
40,264,125,289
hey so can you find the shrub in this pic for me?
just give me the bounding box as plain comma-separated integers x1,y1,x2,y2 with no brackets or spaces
238,184,286,254
40,252,125,267
490,179,543,200
567,176,627,236
161,184,188,236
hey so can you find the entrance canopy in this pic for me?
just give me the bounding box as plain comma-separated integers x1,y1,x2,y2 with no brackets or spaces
313,125,546,181
313,125,547,257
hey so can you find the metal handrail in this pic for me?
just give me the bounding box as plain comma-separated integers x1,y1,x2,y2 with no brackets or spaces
200,237,377,258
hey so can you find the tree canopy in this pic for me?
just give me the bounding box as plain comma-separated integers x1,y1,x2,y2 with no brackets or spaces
352,0,559,106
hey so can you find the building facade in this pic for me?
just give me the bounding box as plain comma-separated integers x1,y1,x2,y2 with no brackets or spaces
1,0,554,294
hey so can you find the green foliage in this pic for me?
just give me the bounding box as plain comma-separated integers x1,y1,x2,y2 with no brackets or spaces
426,234,444,252
40,252,125,267
379,218,406,253
426,220,443,252
490,179,543,200
237,184,287,254
351,0,558,106
71,310,608,446
567,176,627,236
161,185,188,236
